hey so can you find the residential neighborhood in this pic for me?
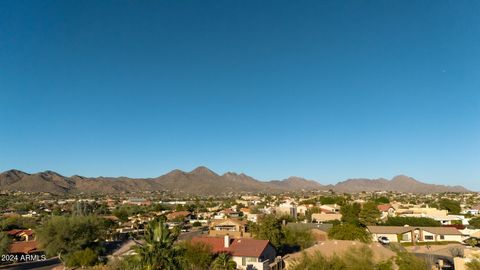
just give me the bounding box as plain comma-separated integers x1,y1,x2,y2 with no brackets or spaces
1,189,480,269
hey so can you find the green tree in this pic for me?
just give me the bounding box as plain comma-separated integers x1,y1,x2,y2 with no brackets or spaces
383,217,440,227
133,219,182,270
192,221,202,227
0,216,37,230
359,202,381,226
284,226,314,250
328,223,371,243
65,248,98,267
340,203,361,225
37,216,106,259
320,196,346,205
211,253,237,270
0,232,11,255
251,214,285,249
374,197,390,204
179,241,213,270
469,217,480,229
437,199,461,214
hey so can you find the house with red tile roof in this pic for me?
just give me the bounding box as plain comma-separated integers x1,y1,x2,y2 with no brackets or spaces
9,241,39,255
166,211,192,221
377,204,396,220
192,235,277,270
7,229,35,241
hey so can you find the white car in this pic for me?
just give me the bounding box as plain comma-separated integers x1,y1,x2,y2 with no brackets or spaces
378,236,390,245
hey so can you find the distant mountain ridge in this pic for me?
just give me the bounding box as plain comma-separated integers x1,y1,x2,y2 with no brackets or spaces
334,175,469,193
0,167,470,195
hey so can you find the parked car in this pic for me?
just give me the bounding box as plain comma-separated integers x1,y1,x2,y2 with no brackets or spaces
378,236,390,245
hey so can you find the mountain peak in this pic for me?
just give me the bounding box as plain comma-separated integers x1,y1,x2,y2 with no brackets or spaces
39,170,65,178
391,175,419,183
190,166,218,176
1,169,28,177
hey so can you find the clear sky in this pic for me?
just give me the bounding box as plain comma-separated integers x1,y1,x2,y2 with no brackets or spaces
1,1,479,189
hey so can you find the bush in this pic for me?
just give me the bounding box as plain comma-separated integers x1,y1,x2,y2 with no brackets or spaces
0,232,12,255
374,197,390,204
192,221,202,227
383,217,440,227
0,216,37,230
395,252,429,270
179,241,213,270
37,215,106,258
328,223,371,243
65,248,98,267
470,217,480,229
283,226,314,251
289,246,392,270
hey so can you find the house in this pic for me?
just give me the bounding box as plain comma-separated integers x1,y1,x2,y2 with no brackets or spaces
397,206,448,216
296,205,308,215
8,241,40,257
400,213,464,225
275,202,297,218
7,229,35,241
377,204,396,220
319,204,341,214
245,213,259,223
122,198,151,206
192,235,277,270
367,226,462,243
209,218,251,238
220,209,241,218
166,211,192,222
311,213,342,223
461,207,480,216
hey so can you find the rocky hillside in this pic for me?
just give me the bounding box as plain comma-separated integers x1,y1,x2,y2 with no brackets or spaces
0,168,470,195
334,175,469,193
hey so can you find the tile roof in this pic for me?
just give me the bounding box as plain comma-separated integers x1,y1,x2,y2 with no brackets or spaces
367,226,462,235
367,226,413,234
377,204,393,212
9,241,39,254
7,229,34,236
422,227,462,235
166,211,191,219
192,236,270,257
210,218,247,226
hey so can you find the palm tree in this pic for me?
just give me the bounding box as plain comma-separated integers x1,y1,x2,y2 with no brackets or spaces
134,218,181,270
211,253,237,270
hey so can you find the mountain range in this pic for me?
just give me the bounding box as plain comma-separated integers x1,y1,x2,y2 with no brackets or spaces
0,167,470,195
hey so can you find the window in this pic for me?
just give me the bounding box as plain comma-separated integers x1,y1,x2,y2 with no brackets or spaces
425,235,434,240
440,235,445,240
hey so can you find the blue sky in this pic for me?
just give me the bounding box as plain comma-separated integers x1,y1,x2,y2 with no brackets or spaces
1,1,479,189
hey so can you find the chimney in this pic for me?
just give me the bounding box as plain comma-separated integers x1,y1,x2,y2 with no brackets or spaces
224,234,230,248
